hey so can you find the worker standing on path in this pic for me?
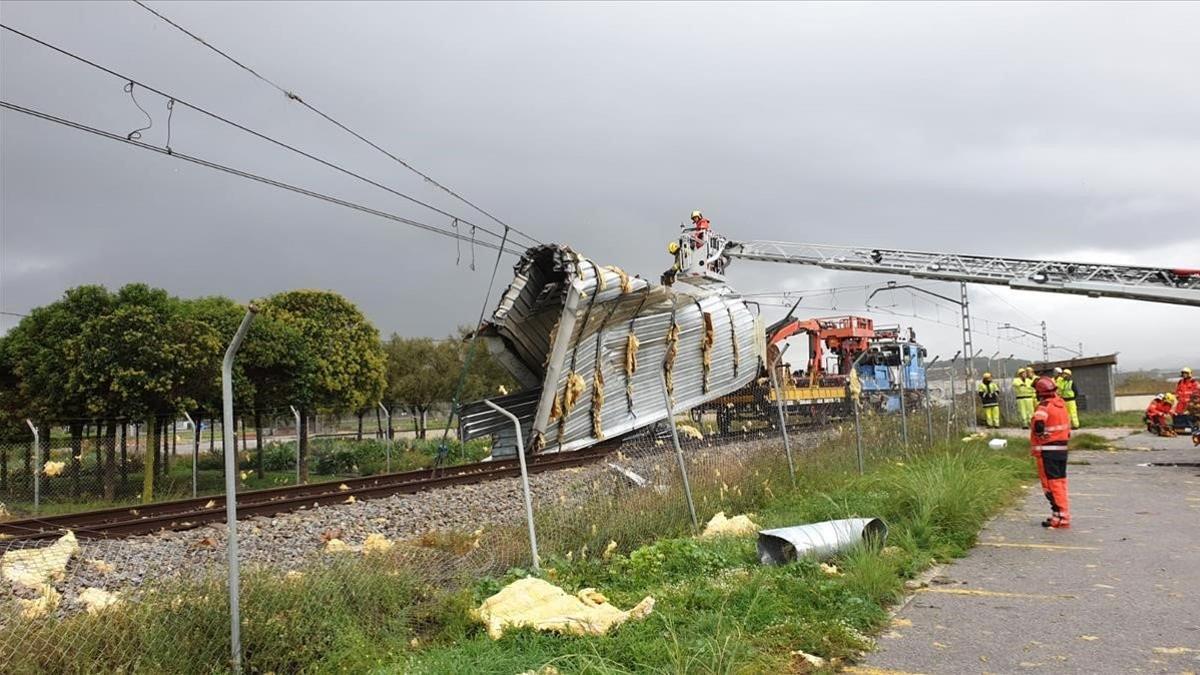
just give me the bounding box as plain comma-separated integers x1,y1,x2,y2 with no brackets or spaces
1056,368,1080,429
1013,367,1036,427
1031,376,1071,528
1175,367,1197,416
978,372,1001,429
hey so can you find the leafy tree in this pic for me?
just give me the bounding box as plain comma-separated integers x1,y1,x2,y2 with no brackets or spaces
384,337,458,438
5,285,114,496
261,290,385,481
178,297,303,477
69,284,224,500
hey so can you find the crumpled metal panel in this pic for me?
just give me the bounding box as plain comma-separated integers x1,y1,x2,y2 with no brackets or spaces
477,245,762,454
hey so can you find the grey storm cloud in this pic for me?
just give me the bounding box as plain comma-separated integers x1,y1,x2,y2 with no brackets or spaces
2,1,1198,369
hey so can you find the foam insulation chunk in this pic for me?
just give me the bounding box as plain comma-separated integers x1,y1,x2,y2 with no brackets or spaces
78,587,123,614
363,533,394,555
2,531,79,589
473,576,654,639
17,585,60,619
700,511,760,538
591,367,606,440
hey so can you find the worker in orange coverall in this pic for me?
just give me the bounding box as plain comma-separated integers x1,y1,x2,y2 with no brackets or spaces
1031,376,1072,528
1175,367,1197,415
1144,394,1175,436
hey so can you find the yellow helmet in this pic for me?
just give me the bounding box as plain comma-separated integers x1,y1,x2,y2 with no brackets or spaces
667,241,680,255
1063,368,1072,376
1184,367,1193,375
983,372,992,379
691,210,702,220
1165,393,1177,404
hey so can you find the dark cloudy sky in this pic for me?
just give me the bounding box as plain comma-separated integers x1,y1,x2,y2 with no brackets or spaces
2,1,1197,370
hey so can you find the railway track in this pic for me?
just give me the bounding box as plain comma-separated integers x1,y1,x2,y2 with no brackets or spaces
0,445,616,542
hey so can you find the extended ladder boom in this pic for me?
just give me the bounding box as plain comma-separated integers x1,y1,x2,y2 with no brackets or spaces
724,240,1200,307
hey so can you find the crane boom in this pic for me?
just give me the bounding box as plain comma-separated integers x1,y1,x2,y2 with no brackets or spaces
674,234,1200,306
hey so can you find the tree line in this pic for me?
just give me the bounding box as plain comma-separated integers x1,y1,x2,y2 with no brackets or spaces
0,284,513,498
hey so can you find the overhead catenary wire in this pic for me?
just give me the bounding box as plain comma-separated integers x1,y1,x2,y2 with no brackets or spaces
130,0,541,247
0,23,521,251
0,100,524,256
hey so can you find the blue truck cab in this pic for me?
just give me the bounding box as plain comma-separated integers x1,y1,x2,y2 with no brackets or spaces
855,340,927,412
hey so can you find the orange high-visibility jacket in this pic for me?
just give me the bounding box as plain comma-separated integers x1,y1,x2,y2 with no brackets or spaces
1175,377,1198,414
1030,396,1070,452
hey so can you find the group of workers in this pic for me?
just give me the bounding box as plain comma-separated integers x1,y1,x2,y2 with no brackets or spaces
977,366,1078,429
1143,367,1198,440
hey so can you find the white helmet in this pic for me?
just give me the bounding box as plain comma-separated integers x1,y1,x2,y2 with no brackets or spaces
1054,367,1063,375
691,210,703,220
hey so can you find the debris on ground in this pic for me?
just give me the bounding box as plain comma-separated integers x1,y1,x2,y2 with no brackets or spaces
17,585,60,619
77,587,122,614
2,530,80,588
676,423,704,440
700,511,759,538
42,460,66,477
323,538,355,554
790,649,827,671
472,576,654,639
363,533,394,554
819,562,842,576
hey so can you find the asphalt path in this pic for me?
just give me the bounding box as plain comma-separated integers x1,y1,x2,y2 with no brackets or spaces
855,429,1200,675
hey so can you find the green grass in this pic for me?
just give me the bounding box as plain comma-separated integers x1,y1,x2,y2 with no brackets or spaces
1078,410,1144,428
1069,432,1114,450
1,424,1032,673
399,436,1031,674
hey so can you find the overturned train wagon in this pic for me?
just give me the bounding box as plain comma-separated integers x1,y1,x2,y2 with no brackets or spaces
460,245,763,458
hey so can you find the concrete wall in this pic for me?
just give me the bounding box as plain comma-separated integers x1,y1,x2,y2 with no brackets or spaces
1070,364,1116,412
1116,394,1155,412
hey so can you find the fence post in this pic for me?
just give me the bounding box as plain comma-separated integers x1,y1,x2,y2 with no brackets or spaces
223,306,256,674
659,371,698,531
924,370,935,444
850,351,871,475
377,402,392,472
289,406,301,485
25,419,39,513
183,412,198,497
482,399,539,571
898,355,910,453
766,349,797,486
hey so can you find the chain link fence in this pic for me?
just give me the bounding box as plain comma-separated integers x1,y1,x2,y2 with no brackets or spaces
0,403,477,519
1,373,965,672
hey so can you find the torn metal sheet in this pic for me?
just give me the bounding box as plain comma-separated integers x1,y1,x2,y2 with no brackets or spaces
476,245,762,454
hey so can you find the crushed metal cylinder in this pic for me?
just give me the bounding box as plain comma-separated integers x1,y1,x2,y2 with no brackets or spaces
461,244,763,456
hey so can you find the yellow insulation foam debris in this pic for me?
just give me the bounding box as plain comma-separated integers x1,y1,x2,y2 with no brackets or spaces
676,423,704,440
17,585,60,619
42,461,66,477
701,312,715,392
472,576,654,639
363,533,394,555
625,334,640,376
564,372,586,412
700,511,759,538
323,538,355,554
591,368,605,440
604,266,633,294
2,531,79,589
78,587,122,614
85,559,115,575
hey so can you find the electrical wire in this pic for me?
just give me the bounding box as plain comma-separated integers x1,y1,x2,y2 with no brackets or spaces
130,1,541,246
0,100,525,256
0,23,520,251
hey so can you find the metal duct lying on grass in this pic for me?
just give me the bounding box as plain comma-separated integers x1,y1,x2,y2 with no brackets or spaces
757,518,888,565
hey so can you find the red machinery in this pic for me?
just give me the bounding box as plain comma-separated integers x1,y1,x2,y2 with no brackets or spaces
765,301,891,386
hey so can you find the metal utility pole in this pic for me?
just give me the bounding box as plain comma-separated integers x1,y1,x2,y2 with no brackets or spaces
222,305,257,674
1001,322,1049,363
867,282,975,429
25,419,39,512
961,283,977,430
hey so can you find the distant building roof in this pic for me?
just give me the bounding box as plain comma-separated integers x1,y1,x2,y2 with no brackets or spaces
1028,354,1118,371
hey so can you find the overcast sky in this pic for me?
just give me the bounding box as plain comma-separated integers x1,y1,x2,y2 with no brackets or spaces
2,1,1197,371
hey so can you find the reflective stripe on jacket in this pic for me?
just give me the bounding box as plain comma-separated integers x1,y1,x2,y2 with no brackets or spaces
1031,396,1071,453
977,381,1000,406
